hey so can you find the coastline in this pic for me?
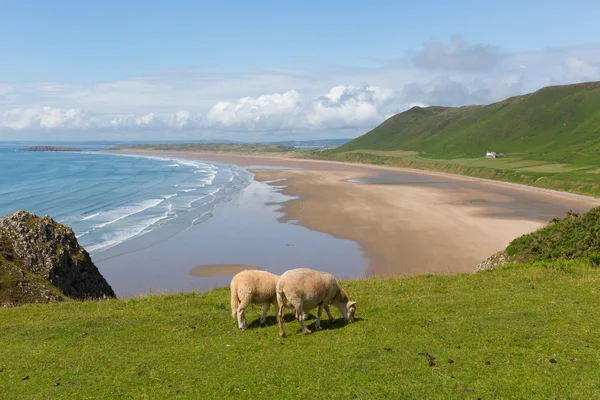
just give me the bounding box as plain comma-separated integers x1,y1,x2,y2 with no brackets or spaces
93,169,367,298
109,150,600,278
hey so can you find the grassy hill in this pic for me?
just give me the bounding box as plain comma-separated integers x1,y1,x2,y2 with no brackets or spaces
318,81,600,197
2,264,600,399
5,191,600,398
334,82,600,162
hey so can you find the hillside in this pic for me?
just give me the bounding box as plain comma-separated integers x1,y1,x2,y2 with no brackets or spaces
314,82,600,197
334,81,600,163
477,205,600,271
2,265,600,398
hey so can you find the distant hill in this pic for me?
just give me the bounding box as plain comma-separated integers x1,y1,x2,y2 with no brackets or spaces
333,81,600,164
110,143,295,153
267,138,352,148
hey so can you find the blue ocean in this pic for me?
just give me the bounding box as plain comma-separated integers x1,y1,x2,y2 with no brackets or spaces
0,144,250,255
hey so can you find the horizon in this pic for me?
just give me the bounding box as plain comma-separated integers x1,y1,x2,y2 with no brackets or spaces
1,0,599,141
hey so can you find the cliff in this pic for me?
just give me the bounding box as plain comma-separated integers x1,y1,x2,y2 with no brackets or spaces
0,211,115,307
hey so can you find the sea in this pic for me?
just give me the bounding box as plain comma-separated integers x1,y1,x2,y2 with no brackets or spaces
0,143,250,255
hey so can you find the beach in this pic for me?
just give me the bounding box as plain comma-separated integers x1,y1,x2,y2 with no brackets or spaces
105,150,600,282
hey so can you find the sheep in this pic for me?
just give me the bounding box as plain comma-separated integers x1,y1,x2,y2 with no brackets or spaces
230,269,280,330
276,268,356,337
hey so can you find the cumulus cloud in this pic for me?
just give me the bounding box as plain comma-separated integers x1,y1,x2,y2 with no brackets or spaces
306,85,394,127
207,90,302,130
0,107,94,130
413,34,503,72
0,85,396,134
206,85,395,132
206,85,393,131
563,56,600,82
1,37,600,139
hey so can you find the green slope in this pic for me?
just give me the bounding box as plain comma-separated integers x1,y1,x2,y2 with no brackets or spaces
2,266,600,399
334,81,600,164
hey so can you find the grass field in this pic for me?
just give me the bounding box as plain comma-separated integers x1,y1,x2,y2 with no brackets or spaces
2,263,600,399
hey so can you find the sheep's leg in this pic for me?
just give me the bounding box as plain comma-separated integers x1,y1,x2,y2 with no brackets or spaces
315,304,324,330
260,303,270,325
296,305,311,334
325,305,335,325
277,303,286,337
237,298,251,331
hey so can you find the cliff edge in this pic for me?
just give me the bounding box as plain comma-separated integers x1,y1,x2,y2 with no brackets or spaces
0,211,115,307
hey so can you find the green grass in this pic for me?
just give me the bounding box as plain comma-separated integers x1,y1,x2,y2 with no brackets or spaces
2,264,600,399
506,207,600,263
309,150,600,197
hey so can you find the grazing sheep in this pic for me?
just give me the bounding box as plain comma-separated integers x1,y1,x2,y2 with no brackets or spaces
230,270,279,330
276,268,356,337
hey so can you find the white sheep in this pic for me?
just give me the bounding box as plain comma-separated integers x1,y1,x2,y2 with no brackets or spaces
276,268,356,337
230,269,280,330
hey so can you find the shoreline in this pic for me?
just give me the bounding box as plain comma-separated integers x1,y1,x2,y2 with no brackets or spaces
94,169,367,298
109,149,600,278
107,149,600,205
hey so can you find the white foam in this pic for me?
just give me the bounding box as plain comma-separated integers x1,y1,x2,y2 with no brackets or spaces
198,174,216,187
187,195,209,208
165,163,179,167
161,193,177,199
80,212,99,221
87,213,170,253
94,198,164,229
178,188,196,193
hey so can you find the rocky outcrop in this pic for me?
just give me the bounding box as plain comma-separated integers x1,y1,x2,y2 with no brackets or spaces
0,211,115,307
475,251,517,272
20,146,80,152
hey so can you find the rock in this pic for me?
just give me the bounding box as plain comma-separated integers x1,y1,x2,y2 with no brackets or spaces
475,251,517,272
1,211,115,307
19,146,80,152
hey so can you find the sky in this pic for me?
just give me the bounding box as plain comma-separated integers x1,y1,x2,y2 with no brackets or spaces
1,0,599,141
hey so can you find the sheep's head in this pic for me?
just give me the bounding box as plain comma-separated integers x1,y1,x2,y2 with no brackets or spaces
346,301,357,323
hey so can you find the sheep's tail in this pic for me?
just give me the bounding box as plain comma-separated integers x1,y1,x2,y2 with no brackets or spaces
230,280,239,318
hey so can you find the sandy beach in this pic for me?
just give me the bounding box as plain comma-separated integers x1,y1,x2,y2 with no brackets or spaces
110,150,600,278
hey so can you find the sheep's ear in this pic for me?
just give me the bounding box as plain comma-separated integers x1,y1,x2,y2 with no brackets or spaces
349,301,357,307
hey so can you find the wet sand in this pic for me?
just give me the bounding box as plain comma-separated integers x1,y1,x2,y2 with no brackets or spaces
190,264,261,277
102,149,600,290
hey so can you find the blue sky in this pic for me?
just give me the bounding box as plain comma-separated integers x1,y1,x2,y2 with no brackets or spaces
1,0,599,140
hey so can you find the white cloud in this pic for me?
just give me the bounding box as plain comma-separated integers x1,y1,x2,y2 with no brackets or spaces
564,56,600,82
412,34,503,72
1,38,600,139
205,85,395,132
0,107,93,130
307,85,394,127
207,90,301,130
